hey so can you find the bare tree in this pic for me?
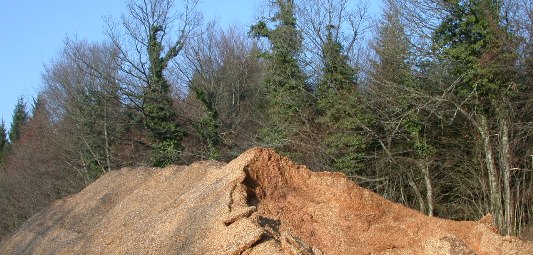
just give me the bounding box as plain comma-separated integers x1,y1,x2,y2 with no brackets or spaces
43,40,129,180
107,0,201,103
296,0,370,82
178,24,267,161
106,0,201,166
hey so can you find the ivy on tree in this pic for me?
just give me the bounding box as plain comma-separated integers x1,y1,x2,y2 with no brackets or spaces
191,82,220,160
144,25,186,167
251,0,309,148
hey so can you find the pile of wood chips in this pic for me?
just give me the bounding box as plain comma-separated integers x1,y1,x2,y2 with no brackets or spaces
1,148,532,254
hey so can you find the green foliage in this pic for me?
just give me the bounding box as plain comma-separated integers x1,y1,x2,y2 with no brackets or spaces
0,120,7,149
372,4,434,161
317,27,358,98
9,97,28,144
316,27,369,174
371,5,413,88
31,95,46,117
433,0,517,106
251,0,309,133
250,21,269,38
149,140,182,167
191,85,220,160
258,121,290,149
402,118,434,159
0,119,8,162
144,25,186,167
144,87,185,167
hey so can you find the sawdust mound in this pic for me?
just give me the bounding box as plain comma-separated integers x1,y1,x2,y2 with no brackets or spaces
1,148,532,254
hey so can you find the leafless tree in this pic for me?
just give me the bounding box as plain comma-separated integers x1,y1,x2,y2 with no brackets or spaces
106,0,201,107
177,24,267,161
296,0,370,82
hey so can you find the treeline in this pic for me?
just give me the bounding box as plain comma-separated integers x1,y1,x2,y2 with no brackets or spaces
1,0,532,240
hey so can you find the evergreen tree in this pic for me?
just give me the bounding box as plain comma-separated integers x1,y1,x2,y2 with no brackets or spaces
369,2,436,216
0,119,8,162
433,0,516,106
371,3,413,88
144,25,186,167
31,95,46,117
316,26,368,174
251,0,309,148
9,97,28,144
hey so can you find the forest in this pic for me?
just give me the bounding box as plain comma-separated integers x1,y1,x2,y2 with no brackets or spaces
0,0,532,240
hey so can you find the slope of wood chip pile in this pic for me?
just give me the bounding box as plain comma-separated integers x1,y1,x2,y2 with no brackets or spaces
1,148,532,254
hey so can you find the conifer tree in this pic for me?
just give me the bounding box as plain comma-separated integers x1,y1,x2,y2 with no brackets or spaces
316,25,368,174
370,3,412,89
251,0,309,148
9,97,28,144
433,0,516,105
0,119,8,161
369,2,436,216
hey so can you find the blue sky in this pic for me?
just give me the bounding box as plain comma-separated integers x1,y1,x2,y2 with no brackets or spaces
0,0,258,131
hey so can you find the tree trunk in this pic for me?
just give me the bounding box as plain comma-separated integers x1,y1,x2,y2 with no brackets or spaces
103,95,112,173
479,114,503,231
421,161,434,216
499,114,512,235
408,172,425,214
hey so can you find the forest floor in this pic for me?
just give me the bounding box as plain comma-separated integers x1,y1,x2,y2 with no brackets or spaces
1,148,532,254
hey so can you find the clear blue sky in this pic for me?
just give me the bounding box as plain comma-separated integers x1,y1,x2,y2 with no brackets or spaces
0,0,258,131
